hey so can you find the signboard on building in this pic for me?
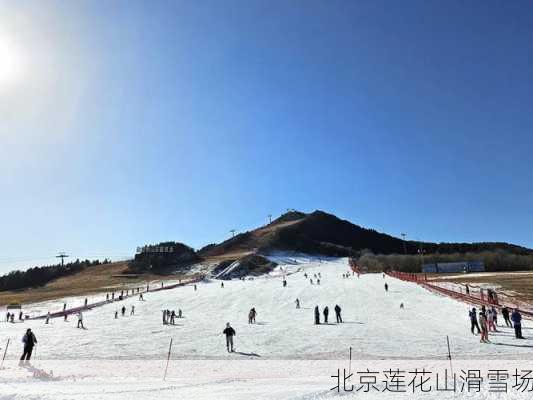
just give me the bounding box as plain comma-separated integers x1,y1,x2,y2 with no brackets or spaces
422,261,485,273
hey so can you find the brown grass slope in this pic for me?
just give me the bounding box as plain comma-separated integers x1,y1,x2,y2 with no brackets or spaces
0,261,192,305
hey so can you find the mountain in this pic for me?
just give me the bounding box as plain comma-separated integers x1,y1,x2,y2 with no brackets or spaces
199,210,533,258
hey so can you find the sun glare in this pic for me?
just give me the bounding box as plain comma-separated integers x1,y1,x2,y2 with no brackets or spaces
0,37,23,86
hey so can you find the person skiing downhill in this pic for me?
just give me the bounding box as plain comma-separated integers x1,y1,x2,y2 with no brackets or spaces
384,283,388,292
334,304,342,323
323,306,329,323
131,305,135,316
295,298,300,309
469,307,481,334
314,306,320,325
223,323,236,352
20,328,37,364
121,306,126,317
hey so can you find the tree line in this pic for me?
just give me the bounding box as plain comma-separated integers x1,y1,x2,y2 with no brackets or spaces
356,250,533,273
0,258,111,292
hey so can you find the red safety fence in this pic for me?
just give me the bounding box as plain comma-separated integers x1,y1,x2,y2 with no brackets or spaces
348,258,363,275
386,270,533,319
28,275,205,320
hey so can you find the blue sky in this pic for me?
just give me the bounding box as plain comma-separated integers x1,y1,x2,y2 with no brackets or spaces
1,1,532,272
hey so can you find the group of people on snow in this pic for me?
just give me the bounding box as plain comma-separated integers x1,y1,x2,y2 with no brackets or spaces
5,311,23,323
469,305,524,343
162,309,183,325
314,304,342,324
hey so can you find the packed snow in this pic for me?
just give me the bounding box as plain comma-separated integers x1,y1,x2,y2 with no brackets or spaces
1,257,532,399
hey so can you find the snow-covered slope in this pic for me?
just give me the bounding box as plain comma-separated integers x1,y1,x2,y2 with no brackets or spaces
1,257,531,360
1,258,533,399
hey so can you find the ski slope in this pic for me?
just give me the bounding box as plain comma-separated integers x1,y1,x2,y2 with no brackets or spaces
1,257,533,399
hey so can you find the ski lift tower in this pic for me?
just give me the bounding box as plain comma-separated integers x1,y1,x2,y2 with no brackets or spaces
56,252,69,266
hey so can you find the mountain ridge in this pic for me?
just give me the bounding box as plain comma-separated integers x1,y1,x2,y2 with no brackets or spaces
198,209,533,258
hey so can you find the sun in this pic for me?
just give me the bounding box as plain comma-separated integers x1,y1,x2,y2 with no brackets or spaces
0,37,23,86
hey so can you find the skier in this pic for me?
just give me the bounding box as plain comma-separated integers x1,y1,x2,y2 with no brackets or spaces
121,306,126,317
502,307,512,327
465,285,470,295
77,311,84,329
283,279,287,287
335,304,342,323
479,311,489,343
170,310,176,325
223,323,236,352
318,272,321,278
317,279,320,285
6,311,10,322
384,283,388,292
19,311,23,321
511,309,524,339
45,312,51,324
400,303,404,309
194,284,197,291
304,273,308,279
178,309,182,318
10,314,14,323
139,293,144,301
295,298,300,309
64,313,68,322
106,293,109,301
248,308,257,324
131,305,135,316
162,310,167,325
19,328,37,364
469,307,481,335
314,306,320,325
114,311,118,319
323,306,329,324
221,282,224,288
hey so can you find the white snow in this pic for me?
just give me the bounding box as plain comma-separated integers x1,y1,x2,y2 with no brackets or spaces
1,257,533,399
